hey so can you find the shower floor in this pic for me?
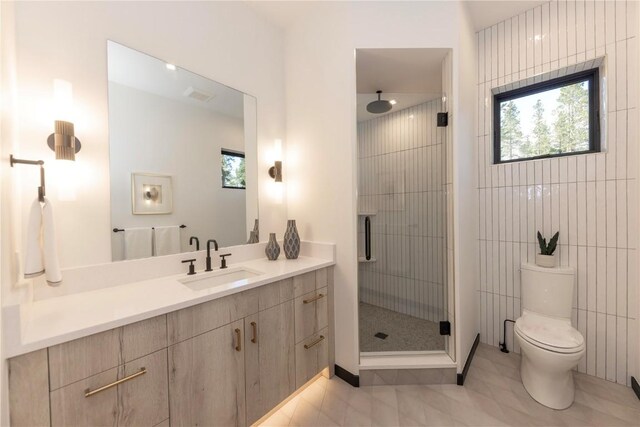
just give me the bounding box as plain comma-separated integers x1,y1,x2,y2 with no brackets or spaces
359,303,445,352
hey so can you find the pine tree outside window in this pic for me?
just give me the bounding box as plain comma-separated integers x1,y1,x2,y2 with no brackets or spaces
493,68,600,164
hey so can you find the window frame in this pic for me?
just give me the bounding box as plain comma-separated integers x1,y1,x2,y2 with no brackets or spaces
221,149,246,190
493,68,601,164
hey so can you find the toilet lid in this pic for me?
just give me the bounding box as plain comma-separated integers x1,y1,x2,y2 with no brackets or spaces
515,312,584,353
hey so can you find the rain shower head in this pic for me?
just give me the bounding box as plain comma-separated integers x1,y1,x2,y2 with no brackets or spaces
366,90,393,114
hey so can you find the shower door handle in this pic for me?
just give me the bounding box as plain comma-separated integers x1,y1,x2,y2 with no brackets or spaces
365,216,371,261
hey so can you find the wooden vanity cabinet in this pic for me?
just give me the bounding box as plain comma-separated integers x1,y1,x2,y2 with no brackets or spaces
8,267,332,427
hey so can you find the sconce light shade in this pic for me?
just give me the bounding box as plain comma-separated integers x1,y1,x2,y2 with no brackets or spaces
47,120,81,161
268,160,282,182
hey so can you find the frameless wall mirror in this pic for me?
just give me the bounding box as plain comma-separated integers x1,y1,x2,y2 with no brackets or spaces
107,41,258,262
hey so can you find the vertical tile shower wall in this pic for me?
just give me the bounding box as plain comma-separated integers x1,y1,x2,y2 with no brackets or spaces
476,0,638,386
358,99,448,324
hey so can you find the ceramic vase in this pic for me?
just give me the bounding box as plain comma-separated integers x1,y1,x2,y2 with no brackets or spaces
265,233,280,260
535,253,556,268
283,220,301,259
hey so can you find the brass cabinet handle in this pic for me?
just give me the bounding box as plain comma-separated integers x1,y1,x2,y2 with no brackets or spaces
250,321,257,343
235,328,242,352
303,293,325,304
304,335,325,350
84,368,146,398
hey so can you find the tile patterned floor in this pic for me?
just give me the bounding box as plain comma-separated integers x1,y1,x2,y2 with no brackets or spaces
359,303,445,352
259,344,640,426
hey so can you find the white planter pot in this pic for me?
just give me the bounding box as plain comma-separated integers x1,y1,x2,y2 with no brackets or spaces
535,253,556,268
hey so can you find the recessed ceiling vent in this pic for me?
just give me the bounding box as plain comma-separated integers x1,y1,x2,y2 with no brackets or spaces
183,86,215,102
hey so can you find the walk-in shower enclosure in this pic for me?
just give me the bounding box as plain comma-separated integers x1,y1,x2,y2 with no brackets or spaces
356,48,454,361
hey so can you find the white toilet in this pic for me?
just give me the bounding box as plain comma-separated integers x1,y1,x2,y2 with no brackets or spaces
514,263,585,410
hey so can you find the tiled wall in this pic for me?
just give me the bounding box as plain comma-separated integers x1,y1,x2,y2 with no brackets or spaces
358,98,447,323
476,0,638,385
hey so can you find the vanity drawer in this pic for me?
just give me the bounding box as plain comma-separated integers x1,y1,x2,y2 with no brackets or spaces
295,327,329,389
48,328,121,391
294,287,328,343
257,278,294,311
293,271,316,297
293,268,328,298
316,268,329,288
167,288,259,345
49,349,168,427
50,368,119,427
48,316,167,390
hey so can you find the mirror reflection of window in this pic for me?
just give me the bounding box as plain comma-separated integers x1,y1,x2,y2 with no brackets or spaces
221,149,246,189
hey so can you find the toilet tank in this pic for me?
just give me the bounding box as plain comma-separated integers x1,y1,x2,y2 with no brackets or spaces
521,263,575,319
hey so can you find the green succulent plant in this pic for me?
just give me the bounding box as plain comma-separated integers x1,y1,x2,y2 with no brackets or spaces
537,231,559,255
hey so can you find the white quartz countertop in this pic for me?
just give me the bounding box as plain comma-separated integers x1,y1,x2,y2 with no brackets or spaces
5,255,334,358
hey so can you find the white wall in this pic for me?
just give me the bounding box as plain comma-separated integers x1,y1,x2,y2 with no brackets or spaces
358,99,448,324
1,1,287,306
284,1,478,374
476,0,638,386
108,82,247,260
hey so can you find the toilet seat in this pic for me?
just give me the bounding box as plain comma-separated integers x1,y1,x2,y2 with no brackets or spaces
515,312,584,354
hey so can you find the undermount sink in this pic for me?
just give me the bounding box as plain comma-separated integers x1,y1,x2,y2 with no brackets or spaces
179,266,263,291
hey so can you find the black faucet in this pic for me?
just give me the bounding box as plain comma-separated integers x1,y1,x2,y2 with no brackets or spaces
189,236,199,251
205,239,219,272
219,253,231,269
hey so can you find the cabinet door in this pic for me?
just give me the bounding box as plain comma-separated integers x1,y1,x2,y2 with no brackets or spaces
245,301,295,425
168,320,246,427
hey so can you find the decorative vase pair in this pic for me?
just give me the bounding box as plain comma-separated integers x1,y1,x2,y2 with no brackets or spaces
265,220,301,261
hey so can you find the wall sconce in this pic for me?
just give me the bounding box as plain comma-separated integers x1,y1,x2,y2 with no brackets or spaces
9,79,82,202
268,161,282,182
46,80,81,161
46,120,81,161
268,139,284,204
268,138,283,182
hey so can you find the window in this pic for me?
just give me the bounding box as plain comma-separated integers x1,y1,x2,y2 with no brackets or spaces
221,149,246,189
493,68,600,163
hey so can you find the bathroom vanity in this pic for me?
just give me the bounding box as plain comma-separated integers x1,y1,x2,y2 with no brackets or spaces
7,256,333,427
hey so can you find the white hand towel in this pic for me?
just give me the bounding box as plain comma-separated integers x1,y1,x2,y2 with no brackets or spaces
42,199,62,286
124,227,153,260
24,198,44,278
153,226,181,256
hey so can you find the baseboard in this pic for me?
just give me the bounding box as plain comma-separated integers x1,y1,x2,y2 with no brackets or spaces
632,377,640,400
335,364,359,387
457,333,480,386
